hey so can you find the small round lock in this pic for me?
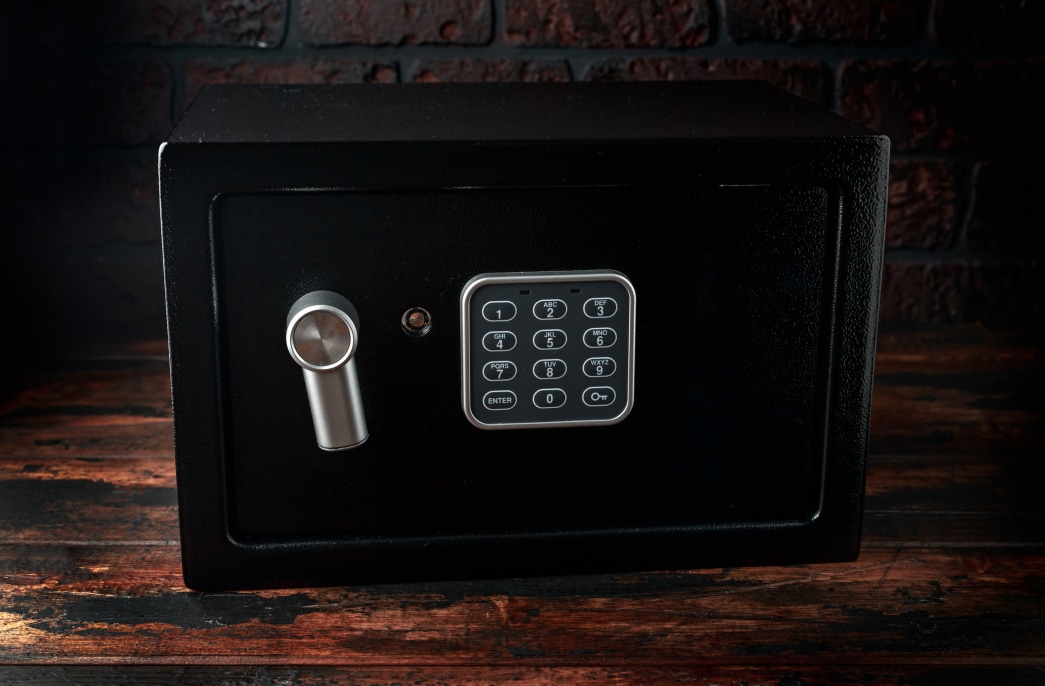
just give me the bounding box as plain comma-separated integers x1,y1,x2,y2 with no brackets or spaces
401,307,432,337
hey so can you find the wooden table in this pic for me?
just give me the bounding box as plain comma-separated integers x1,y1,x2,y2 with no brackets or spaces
1,325,1042,684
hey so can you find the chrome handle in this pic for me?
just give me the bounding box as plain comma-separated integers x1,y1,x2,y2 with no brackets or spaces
286,291,368,451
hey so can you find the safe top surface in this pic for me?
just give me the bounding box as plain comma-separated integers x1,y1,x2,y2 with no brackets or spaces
168,81,874,145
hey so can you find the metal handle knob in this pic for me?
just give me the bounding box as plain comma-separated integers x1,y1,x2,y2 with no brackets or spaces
286,291,368,451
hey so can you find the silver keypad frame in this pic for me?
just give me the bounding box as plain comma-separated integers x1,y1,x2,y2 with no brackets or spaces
461,270,636,430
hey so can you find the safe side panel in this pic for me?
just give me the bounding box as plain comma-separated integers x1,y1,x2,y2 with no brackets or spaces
214,185,832,541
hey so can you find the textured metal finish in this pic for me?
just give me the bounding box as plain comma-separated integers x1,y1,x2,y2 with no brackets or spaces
159,82,889,590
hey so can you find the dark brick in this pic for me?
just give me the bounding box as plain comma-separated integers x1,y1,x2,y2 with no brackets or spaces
932,0,1045,49
0,0,284,47
965,164,1045,254
301,0,491,46
839,60,973,152
1,247,168,349
839,60,1045,153
583,57,829,107
725,0,925,44
970,61,1045,155
185,59,397,104
409,59,571,83
0,61,171,146
1,156,159,246
879,261,1042,323
505,0,709,48
886,160,958,249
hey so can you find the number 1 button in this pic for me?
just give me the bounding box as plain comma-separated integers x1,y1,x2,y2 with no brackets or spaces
482,301,516,322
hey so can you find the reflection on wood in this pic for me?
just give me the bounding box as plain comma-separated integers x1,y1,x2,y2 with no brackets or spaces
0,326,1042,681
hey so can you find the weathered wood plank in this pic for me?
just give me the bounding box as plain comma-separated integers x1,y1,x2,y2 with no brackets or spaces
0,367,171,429
870,326,1043,454
1,546,1042,663
865,454,1045,513
0,457,179,543
0,665,1043,685
0,458,176,489
0,329,1041,675
869,375,1043,455
0,423,173,459
874,326,1042,375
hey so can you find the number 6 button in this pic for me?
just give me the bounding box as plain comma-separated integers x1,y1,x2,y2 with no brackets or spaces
583,327,616,348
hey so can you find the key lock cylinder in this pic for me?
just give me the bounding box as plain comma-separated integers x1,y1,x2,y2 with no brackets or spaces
286,291,368,450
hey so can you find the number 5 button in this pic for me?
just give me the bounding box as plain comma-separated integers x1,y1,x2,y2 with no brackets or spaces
533,329,566,350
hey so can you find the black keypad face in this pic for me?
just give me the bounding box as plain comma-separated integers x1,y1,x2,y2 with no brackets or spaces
462,271,635,428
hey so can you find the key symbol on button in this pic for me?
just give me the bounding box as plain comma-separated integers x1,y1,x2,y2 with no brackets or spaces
583,386,616,406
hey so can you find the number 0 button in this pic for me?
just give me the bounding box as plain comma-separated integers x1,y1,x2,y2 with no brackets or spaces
483,331,517,352
533,389,567,409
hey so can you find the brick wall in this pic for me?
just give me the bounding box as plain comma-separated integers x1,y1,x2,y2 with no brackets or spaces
1,0,1042,353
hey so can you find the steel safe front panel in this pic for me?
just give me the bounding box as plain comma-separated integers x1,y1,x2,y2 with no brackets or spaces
160,83,888,589
214,185,828,540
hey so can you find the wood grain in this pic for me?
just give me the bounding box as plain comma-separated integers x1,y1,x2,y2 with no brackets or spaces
2,546,1043,663
0,327,1042,679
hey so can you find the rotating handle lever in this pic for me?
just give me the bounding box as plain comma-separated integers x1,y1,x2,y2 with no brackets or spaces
286,291,368,451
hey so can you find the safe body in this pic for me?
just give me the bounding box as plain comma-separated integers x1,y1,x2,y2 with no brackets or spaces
159,82,889,590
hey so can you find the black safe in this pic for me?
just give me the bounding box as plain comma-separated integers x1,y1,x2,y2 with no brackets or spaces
159,82,889,590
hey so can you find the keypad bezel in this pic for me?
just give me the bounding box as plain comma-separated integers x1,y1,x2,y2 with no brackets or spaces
461,270,636,429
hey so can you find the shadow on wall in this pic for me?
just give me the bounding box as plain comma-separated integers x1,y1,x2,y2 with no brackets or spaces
1,0,1044,361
